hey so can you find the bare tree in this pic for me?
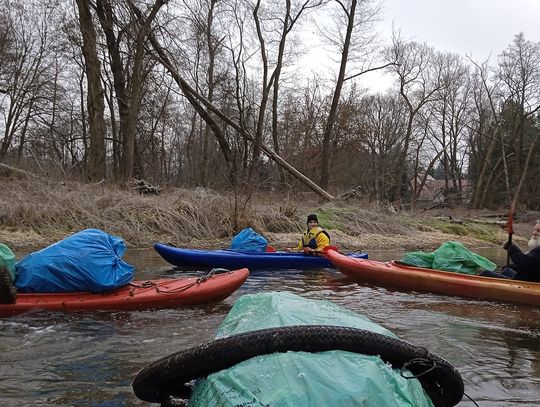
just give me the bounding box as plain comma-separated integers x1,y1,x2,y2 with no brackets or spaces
383,35,444,205
178,0,230,186
250,0,320,182
467,58,504,208
425,52,471,205
468,34,540,209
75,0,106,181
317,0,381,189
496,33,540,208
0,0,55,162
361,93,405,201
93,0,166,183
130,1,334,199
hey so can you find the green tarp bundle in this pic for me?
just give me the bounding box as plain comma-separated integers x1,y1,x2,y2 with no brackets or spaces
188,292,434,407
0,243,16,282
402,241,496,275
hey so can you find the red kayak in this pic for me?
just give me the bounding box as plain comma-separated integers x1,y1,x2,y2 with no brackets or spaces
0,268,249,317
326,250,540,306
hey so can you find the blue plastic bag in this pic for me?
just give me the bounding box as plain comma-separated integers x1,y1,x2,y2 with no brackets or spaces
15,229,135,293
229,228,268,252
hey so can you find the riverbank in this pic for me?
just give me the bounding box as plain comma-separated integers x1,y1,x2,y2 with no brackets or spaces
0,176,533,252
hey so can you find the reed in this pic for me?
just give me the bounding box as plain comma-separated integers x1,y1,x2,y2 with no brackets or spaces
0,177,510,251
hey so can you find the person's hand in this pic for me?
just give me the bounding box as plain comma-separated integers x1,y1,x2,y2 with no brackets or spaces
303,247,313,254
503,240,512,250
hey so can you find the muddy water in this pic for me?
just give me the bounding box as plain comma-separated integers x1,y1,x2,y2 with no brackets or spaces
0,248,539,406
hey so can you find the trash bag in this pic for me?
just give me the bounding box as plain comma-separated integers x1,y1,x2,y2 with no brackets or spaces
402,241,496,274
0,243,17,282
401,251,434,269
15,229,135,293
229,228,268,252
188,292,435,407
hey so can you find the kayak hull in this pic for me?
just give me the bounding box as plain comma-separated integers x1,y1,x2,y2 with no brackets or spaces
0,268,249,317
327,249,540,306
154,243,367,270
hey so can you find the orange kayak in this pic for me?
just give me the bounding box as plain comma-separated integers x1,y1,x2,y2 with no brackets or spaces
326,250,540,306
0,268,249,317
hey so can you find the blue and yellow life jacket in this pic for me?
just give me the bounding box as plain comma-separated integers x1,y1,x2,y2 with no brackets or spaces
300,226,330,251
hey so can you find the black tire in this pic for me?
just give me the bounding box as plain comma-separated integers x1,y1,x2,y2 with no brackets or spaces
132,325,463,407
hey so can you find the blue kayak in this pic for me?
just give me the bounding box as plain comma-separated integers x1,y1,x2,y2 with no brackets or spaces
154,243,368,270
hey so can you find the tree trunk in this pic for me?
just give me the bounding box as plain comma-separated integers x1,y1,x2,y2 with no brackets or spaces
320,0,357,189
471,130,497,208
512,131,539,210
96,0,166,184
75,0,106,181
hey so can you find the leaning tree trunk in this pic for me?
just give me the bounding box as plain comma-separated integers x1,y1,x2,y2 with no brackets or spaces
131,3,334,201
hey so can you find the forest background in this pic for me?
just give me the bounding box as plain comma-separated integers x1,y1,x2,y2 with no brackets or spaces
1,0,539,250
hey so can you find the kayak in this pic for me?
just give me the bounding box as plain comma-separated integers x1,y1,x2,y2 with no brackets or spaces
326,249,540,306
0,268,249,317
154,243,368,270
132,292,463,406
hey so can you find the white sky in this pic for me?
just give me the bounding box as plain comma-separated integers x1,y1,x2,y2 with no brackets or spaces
381,0,540,61
301,0,540,92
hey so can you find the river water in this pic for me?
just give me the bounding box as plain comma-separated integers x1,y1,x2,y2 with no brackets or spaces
1,248,540,406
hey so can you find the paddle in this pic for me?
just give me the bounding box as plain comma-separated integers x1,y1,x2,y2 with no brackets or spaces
283,245,339,254
505,204,514,269
301,245,339,255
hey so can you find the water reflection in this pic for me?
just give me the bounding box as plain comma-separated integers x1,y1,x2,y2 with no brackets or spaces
1,247,539,406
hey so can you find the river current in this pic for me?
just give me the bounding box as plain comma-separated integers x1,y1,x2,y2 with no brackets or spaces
1,248,539,406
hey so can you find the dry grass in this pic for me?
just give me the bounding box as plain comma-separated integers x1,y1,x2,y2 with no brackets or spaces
0,178,304,249
0,176,530,251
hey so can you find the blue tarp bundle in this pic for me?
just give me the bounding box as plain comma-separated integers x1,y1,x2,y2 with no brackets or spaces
229,227,268,252
15,229,135,293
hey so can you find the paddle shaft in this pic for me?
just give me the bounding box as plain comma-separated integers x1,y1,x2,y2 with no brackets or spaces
506,205,514,269
506,232,512,269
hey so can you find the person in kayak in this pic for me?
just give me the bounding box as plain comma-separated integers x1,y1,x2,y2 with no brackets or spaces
297,213,330,254
480,220,540,281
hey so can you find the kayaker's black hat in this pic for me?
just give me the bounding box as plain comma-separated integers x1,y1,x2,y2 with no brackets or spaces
307,214,318,224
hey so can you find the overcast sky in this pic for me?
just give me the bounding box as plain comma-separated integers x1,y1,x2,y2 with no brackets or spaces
381,0,540,61
342,0,540,91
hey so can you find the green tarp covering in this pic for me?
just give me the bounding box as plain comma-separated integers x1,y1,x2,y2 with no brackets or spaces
188,292,434,407
0,243,16,282
402,241,496,274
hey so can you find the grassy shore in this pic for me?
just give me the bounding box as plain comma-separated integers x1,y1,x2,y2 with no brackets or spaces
0,175,531,252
